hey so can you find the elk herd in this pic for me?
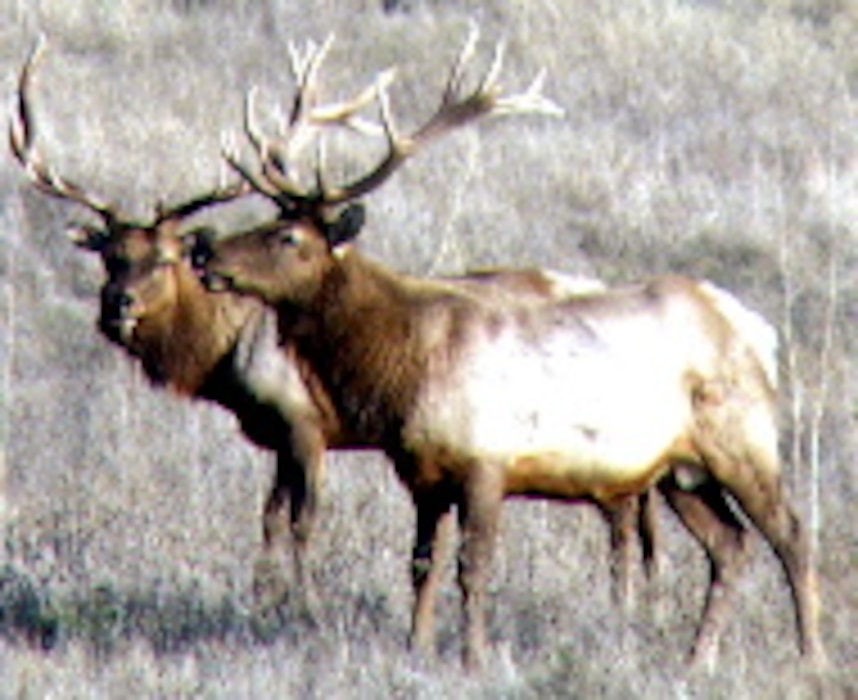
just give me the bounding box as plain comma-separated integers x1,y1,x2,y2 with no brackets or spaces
10,31,825,671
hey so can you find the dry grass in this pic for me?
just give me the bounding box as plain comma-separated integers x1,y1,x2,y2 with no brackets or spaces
1,0,856,697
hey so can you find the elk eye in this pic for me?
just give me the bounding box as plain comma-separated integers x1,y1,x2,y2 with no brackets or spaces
277,230,298,246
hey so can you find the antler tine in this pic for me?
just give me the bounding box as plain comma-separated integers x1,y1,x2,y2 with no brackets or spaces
376,73,402,150
493,68,565,117
243,86,266,159
477,37,506,97
9,36,44,166
283,35,335,146
309,67,395,137
10,35,116,220
443,22,481,105
242,85,298,182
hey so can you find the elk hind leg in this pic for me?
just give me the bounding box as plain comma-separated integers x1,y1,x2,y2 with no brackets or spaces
638,487,662,581
696,393,825,665
604,489,661,611
704,443,825,665
659,474,752,669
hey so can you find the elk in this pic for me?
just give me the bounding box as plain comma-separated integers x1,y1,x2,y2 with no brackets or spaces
196,32,825,671
10,36,659,613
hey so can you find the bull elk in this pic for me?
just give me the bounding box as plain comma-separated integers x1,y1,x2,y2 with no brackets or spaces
9,36,659,614
195,31,825,671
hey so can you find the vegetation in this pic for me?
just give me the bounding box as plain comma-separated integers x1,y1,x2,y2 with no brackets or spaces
1,0,855,697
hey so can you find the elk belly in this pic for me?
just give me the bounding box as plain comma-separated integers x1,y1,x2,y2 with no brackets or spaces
503,452,668,500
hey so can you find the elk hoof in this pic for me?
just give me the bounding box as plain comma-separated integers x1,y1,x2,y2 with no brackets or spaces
686,643,719,675
462,646,487,674
251,557,290,612
802,644,830,673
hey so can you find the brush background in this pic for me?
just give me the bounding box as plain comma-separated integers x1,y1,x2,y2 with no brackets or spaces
0,1,855,697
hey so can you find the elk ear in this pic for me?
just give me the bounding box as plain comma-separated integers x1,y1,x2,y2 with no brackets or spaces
325,203,365,248
67,224,109,252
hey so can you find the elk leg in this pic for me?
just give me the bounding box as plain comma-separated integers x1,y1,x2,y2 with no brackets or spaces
601,497,638,612
254,455,293,609
706,454,825,665
256,431,326,613
741,493,824,666
638,488,661,581
409,495,454,657
457,464,504,671
659,474,751,669
694,405,826,667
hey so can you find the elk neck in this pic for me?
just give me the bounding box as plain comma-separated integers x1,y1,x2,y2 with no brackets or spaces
278,248,460,445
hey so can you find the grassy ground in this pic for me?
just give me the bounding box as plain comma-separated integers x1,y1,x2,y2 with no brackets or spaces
1,1,856,697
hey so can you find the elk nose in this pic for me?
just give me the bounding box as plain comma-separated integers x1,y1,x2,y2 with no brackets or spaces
99,286,139,344
117,291,134,310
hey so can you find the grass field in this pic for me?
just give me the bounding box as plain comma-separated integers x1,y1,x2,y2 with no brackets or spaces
1,1,856,697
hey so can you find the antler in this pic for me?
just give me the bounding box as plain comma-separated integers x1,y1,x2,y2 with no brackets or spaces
11,36,251,228
152,179,251,224
325,26,564,205
226,25,564,211
9,35,117,221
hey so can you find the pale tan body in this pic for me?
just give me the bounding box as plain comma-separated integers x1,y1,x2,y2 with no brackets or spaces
199,222,824,670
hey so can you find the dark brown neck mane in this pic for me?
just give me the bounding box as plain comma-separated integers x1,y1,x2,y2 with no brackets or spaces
280,250,466,444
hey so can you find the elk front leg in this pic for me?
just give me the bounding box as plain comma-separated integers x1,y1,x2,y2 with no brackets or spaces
256,428,326,614
457,464,504,671
638,487,661,581
602,497,639,612
409,495,454,657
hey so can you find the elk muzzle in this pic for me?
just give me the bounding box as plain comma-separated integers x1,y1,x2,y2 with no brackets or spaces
188,232,236,293
99,285,140,346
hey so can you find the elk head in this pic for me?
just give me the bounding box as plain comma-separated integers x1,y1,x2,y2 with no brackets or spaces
10,37,248,350
197,27,563,305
